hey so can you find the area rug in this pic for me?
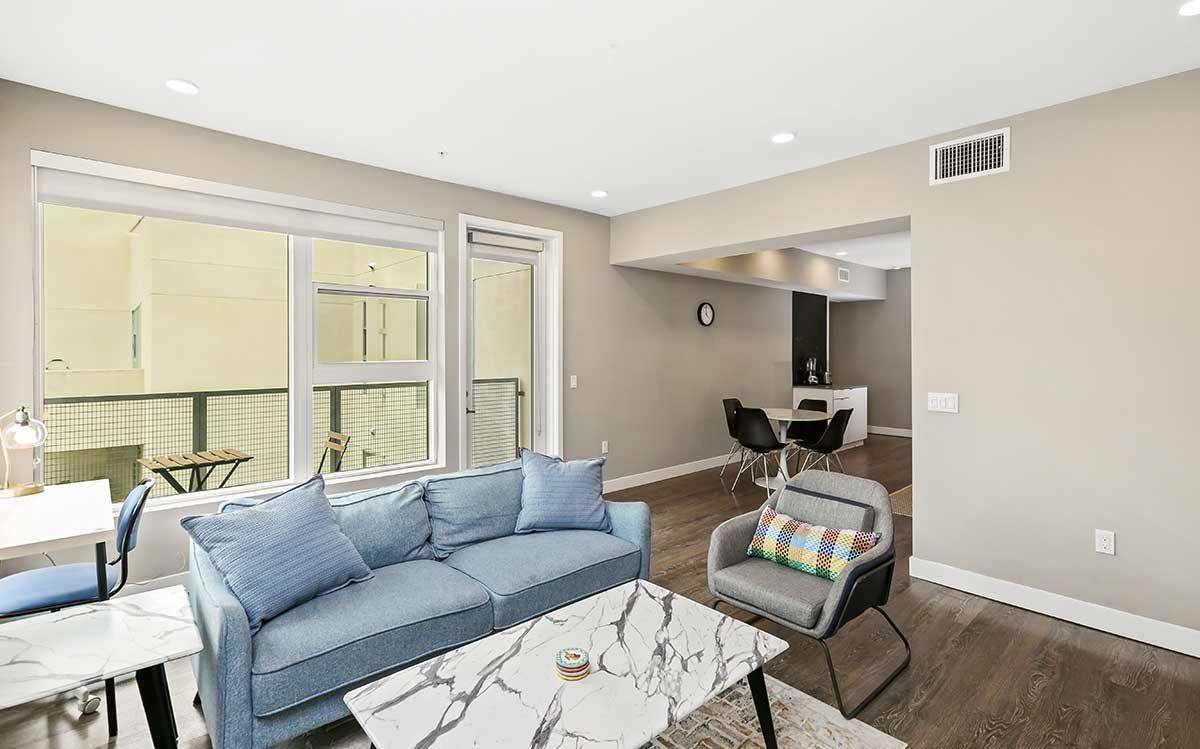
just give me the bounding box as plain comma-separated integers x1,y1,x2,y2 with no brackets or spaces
889,485,912,517
644,674,905,749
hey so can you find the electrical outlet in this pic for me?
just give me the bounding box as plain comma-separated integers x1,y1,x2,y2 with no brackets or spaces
600,440,609,455
569,375,578,389
927,392,959,413
1095,529,1115,555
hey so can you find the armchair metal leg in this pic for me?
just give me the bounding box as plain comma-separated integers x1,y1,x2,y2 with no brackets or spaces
817,606,911,720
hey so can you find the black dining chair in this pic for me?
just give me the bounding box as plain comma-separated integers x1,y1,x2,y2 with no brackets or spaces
785,398,829,469
799,408,853,473
730,407,789,496
720,398,745,479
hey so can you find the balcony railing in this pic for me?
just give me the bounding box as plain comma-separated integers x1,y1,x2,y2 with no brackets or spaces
44,382,431,501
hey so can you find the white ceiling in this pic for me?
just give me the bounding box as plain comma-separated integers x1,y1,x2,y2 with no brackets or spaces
798,232,911,270
3,2,1198,217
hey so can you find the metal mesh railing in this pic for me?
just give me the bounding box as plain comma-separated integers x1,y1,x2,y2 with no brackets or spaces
470,378,521,468
44,382,429,502
313,382,428,474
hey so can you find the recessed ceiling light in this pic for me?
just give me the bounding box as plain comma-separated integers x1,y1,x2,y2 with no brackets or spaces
770,131,796,145
1180,0,1200,15
165,79,200,95
590,190,608,198
835,251,848,256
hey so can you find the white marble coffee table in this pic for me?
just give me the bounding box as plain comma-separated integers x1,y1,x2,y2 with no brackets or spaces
345,579,789,748
0,585,201,748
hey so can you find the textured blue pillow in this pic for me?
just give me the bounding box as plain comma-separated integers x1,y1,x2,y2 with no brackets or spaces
421,459,524,558
515,450,610,533
181,476,373,633
327,482,435,567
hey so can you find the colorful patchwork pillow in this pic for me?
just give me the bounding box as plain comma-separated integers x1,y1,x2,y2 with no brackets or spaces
747,505,880,581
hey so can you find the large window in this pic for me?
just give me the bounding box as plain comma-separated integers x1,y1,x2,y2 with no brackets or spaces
35,154,442,502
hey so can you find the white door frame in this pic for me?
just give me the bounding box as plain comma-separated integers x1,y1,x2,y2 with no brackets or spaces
457,214,563,467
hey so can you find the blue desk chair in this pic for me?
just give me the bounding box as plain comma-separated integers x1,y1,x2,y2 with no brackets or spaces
0,477,155,735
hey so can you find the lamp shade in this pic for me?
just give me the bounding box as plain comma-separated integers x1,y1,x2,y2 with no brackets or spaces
1,409,47,450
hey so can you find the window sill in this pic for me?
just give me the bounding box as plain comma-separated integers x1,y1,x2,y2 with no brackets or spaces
124,460,448,516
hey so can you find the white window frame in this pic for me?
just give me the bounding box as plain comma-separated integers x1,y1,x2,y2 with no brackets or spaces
457,214,563,467
31,151,447,509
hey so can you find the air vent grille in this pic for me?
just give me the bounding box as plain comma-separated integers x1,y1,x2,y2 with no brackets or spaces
929,127,1009,185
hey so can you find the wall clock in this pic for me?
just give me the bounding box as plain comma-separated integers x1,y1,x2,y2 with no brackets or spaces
697,301,715,327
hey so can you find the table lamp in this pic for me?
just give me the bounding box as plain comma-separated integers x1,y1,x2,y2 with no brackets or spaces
1,406,48,498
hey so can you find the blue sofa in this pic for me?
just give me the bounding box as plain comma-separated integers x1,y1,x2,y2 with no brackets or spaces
186,460,651,749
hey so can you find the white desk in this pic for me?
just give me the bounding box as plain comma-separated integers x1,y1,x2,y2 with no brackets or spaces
750,408,830,490
0,586,201,748
0,479,115,603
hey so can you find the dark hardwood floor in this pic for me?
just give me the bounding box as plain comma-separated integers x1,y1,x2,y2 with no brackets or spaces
609,436,1200,748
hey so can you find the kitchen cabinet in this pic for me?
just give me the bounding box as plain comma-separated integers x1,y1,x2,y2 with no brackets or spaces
792,385,868,448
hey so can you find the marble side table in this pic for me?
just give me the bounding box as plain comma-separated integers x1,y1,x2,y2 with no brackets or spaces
0,585,202,748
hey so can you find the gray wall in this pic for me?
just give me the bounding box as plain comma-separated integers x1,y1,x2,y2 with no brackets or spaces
0,80,792,584
829,269,912,430
611,68,1200,631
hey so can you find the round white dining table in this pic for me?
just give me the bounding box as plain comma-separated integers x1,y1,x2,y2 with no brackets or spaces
749,407,831,489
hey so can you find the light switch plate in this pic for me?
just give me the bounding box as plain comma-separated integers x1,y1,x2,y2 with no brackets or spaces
569,375,578,389
927,392,959,413
1095,529,1115,555
601,440,609,454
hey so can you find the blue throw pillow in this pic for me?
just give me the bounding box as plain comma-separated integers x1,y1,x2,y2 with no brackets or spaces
514,449,610,533
421,459,524,558
181,476,373,633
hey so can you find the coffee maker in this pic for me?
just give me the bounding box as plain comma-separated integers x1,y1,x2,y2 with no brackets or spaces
805,356,820,385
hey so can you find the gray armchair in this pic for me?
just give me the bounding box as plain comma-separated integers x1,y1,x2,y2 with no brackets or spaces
708,470,909,719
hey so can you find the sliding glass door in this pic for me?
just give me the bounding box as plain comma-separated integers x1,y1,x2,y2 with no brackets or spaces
465,244,539,468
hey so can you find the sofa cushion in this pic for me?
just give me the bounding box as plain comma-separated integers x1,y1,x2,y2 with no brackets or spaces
327,482,434,567
421,459,523,558
444,530,640,629
711,557,832,629
514,450,610,533
182,476,373,634
249,560,492,717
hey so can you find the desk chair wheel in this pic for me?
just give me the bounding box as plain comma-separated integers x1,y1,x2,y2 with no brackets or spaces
75,687,101,715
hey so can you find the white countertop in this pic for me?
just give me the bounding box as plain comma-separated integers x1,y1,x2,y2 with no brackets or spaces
0,479,114,560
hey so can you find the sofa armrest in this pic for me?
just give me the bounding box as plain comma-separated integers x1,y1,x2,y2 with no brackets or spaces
606,500,651,580
188,541,254,749
707,510,760,586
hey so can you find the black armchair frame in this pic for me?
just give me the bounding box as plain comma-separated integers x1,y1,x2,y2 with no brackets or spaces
714,554,910,720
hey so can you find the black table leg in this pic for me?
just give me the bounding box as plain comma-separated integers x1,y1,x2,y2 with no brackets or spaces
95,541,119,738
136,664,177,749
747,667,777,749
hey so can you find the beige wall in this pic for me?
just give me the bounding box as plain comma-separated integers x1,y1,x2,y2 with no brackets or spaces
0,79,792,583
612,68,1200,631
829,269,912,430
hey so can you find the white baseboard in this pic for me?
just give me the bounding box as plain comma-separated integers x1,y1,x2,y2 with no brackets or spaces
868,425,912,438
603,454,727,493
910,557,1200,658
